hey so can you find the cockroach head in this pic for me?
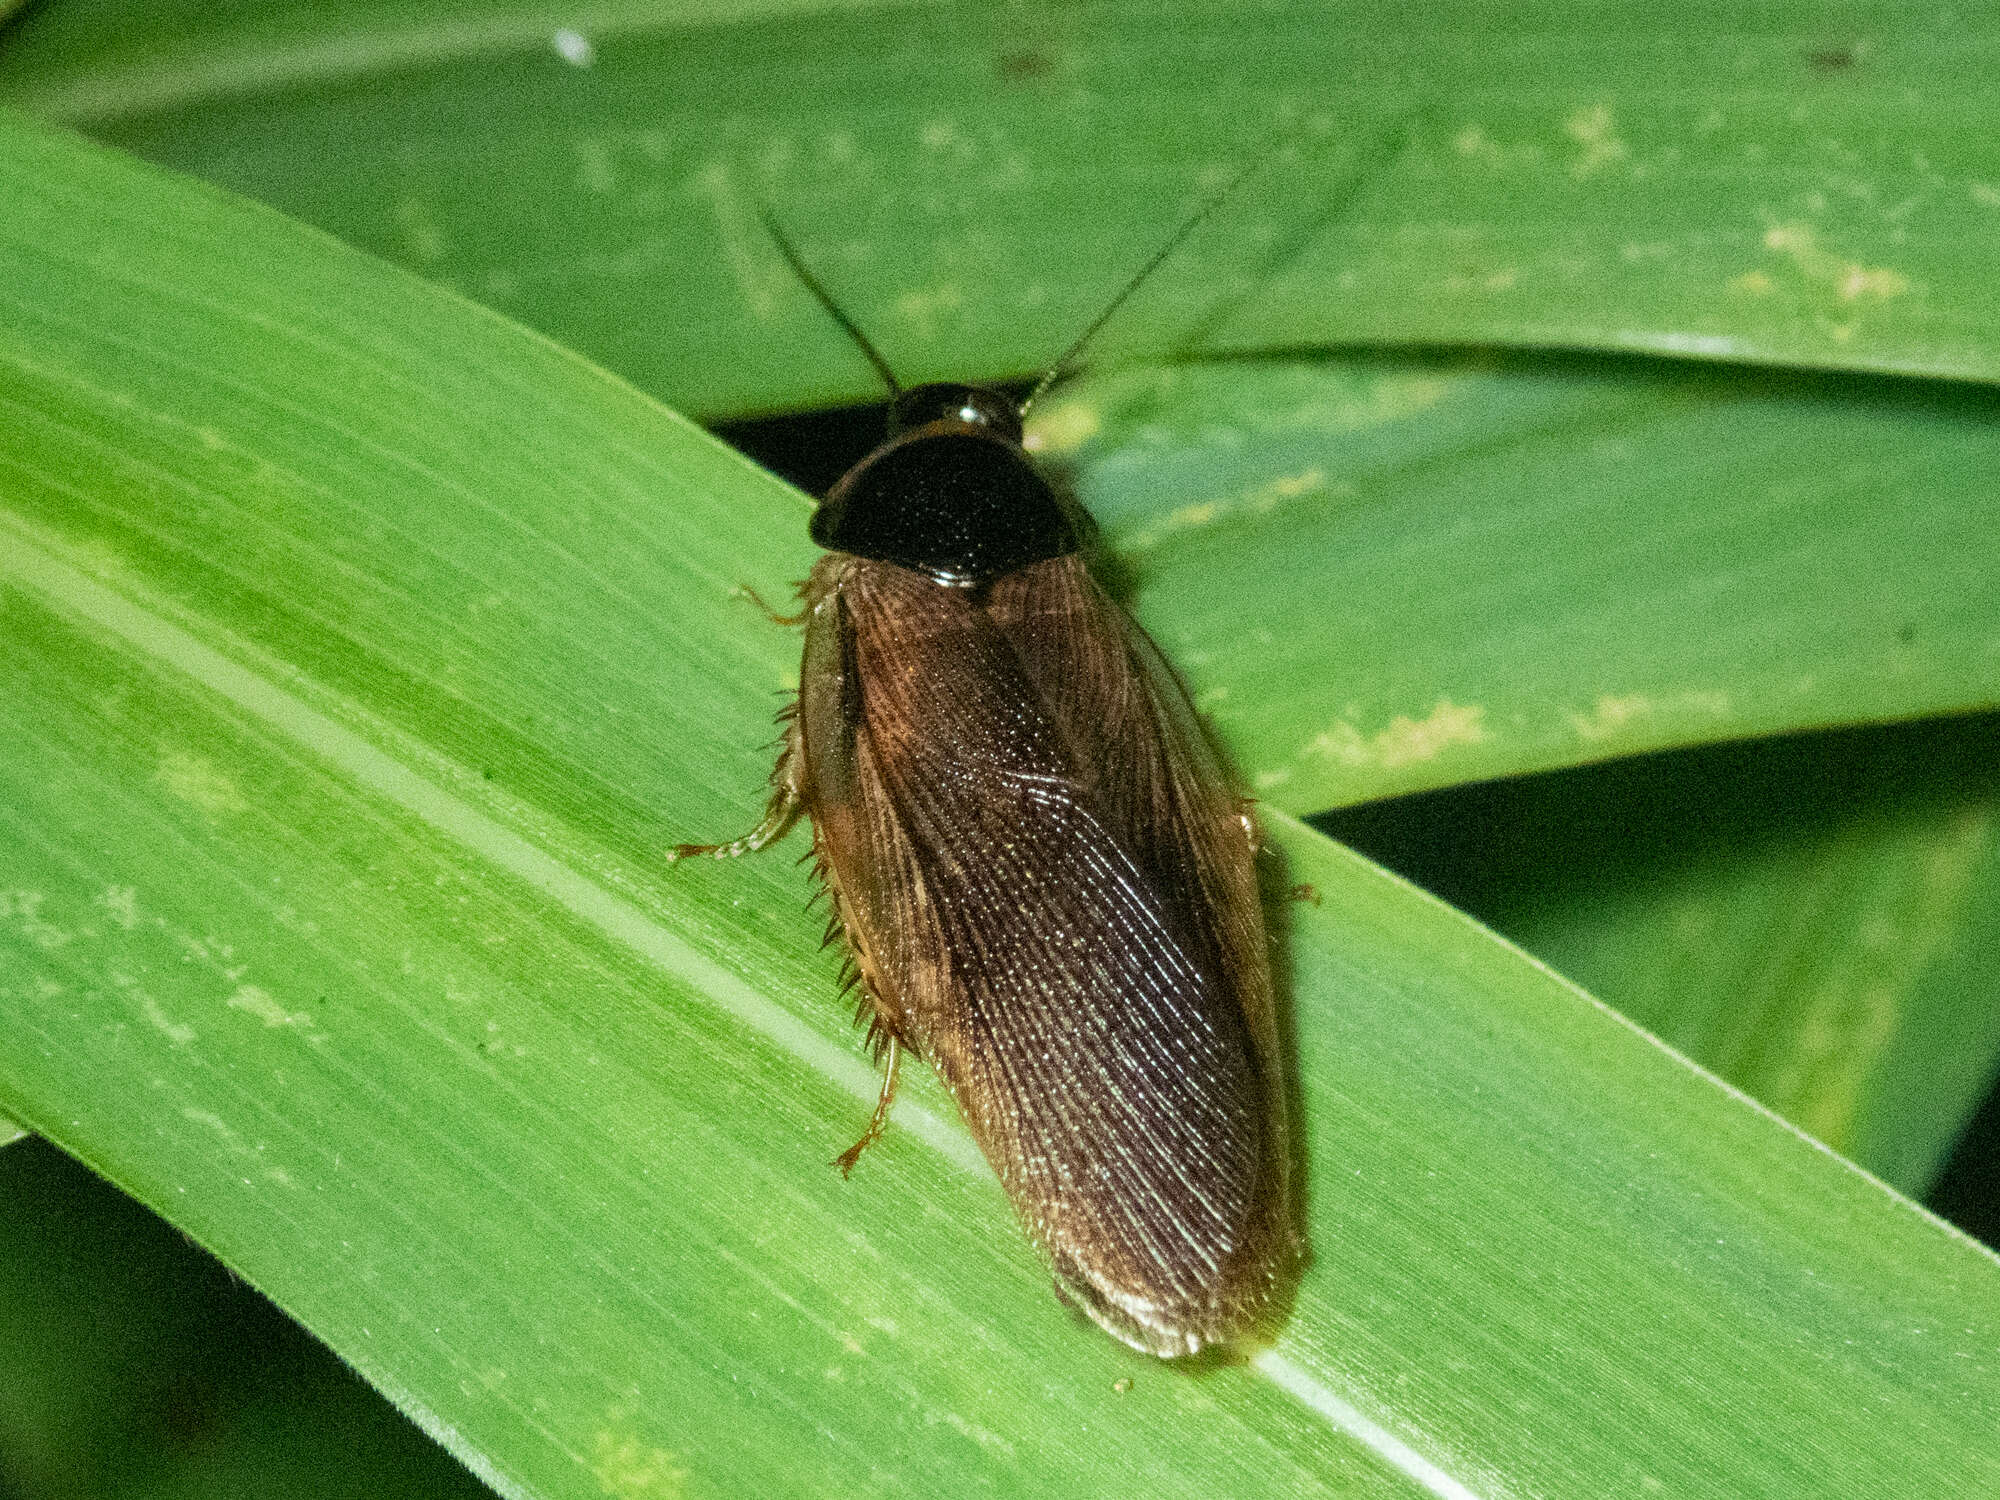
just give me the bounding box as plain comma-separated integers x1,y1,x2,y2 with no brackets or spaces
810,383,1090,585
887,383,1024,443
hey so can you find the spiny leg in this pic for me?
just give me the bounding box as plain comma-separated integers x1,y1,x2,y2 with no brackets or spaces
673,783,801,860
735,583,807,627
674,719,806,860
834,1035,902,1178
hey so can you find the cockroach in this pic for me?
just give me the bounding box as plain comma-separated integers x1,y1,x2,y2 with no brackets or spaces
679,185,1299,1357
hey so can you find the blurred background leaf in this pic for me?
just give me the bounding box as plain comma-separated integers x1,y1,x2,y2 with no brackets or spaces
4,0,1998,417
0,1136,494,1500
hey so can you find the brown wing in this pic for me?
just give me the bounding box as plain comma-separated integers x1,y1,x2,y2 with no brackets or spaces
984,556,1285,1085
798,553,1292,1355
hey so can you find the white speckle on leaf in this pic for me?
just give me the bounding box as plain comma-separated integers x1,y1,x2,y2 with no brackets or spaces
1649,331,1746,358
183,1106,236,1141
592,1399,687,1498
99,885,142,930
1,889,72,949
226,983,323,1043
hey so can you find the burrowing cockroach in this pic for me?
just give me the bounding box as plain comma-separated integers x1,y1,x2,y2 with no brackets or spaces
680,196,1299,1357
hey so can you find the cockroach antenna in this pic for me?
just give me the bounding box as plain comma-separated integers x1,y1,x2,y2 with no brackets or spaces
763,136,1282,415
758,204,904,397
1020,143,1282,417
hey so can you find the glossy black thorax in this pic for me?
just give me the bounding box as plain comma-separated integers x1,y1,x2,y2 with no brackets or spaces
810,382,1092,586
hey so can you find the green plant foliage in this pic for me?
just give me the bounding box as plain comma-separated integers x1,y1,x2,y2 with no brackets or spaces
1050,357,2000,812
4,2,1996,419
3,111,1999,1499
0,1137,493,1500
1315,717,2000,1198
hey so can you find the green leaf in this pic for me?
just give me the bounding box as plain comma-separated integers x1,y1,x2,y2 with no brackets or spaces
1050,357,2000,813
3,112,1998,1499
0,1113,26,1149
1316,717,2000,1198
0,1136,490,1500
4,2,1997,419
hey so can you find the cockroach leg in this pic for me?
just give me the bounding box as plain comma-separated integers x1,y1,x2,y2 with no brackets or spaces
834,1035,902,1177
674,722,806,859
733,583,807,627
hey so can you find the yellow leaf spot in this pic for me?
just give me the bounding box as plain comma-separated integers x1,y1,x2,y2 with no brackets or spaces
157,750,248,815
1308,372,1454,429
1,889,71,949
1453,124,1505,163
182,1106,236,1140
593,1404,687,1500
226,983,321,1040
145,996,196,1046
1271,466,1326,498
894,283,965,339
1026,399,1100,455
1838,265,1909,301
1564,104,1629,178
1566,690,1731,743
1759,223,1910,304
1307,701,1489,769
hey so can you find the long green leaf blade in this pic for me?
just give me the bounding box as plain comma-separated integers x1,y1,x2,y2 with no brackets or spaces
1329,718,2000,1197
4,2,1996,416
